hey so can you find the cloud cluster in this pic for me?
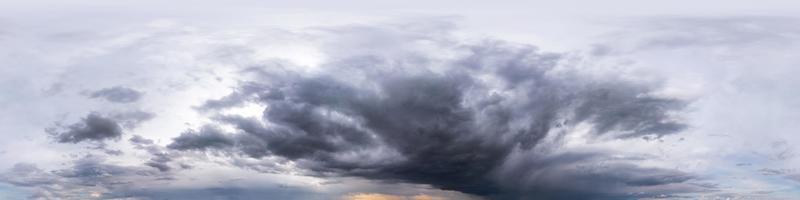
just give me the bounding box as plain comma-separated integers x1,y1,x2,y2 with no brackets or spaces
0,12,797,199
166,24,694,199
0,155,168,199
130,135,186,172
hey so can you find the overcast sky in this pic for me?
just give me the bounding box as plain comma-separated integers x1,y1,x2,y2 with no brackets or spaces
2,1,800,200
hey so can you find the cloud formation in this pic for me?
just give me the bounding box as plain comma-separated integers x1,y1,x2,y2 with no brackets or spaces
343,193,446,200
1,0,798,197
0,155,168,199
46,111,154,143
167,24,693,199
47,113,123,143
88,86,143,103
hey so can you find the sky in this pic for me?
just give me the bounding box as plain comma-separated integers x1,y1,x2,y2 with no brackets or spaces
1,1,800,199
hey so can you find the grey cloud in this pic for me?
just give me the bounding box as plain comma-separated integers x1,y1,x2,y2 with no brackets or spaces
198,93,250,110
1,155,317,200
0,155,169,199
46,111,155,144
573,86,687,138
47,113,123,143
110,110,155,129
786,174,800,183
168,125,237,151
144,149,174,172
89,86,143,103
641,17,800,48
89,143,125,156
169,26,692,199
763,172,800,191
129,135,154,146
106,185,327,200
0,163,60,188
104,149,123,156
145,160,171,172
598,17,800,55
196,83,273,111
129,135,180,172
54,155,156,181
490,151,701,199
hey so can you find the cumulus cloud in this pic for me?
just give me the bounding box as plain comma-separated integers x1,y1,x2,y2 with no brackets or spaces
167,23,693,199
167,125,237,151
46,111,155,144
88,86,143,103
47,113,123,143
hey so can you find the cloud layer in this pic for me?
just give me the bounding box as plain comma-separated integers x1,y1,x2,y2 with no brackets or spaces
166,24,693,199
5,10,798,198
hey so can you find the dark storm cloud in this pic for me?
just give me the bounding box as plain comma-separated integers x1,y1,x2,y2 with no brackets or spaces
167,33,693,198
46,111,155,143
490,151,700,199
89,86,143,103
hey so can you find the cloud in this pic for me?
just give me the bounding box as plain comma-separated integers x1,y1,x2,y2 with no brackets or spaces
490,151,702,199
129,135,154,146
145,160,171,172
2,1,798,198
1,163,59,188
167,23,693,199
0,152,308,199
594,16,800,56
343,193,447,200
46,111,155,144
0,155,168,199
129,135,182,172
109,110,155,129
88,86,143,103
47,113,123,143
107,185,327,200
167,125,237,151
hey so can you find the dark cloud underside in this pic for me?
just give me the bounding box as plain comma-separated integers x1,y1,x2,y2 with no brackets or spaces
46,111,155,143
47,113,123,143
168,34,691,199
